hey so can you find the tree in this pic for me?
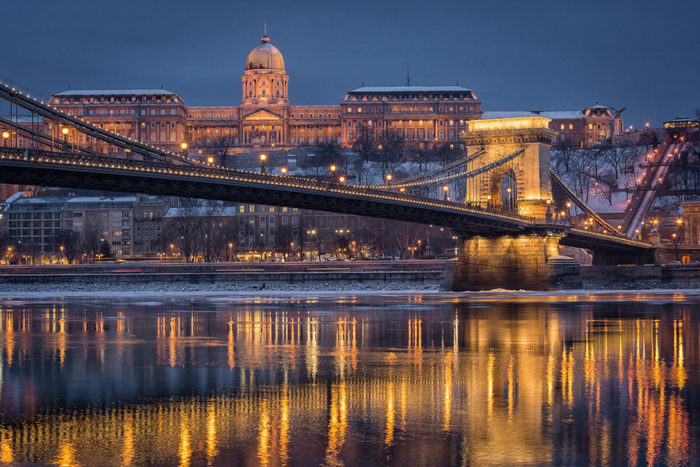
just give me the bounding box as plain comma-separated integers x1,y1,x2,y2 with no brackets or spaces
214,137,234,167
274,224,295,259
54,229,82,264
82,217,102,262
0,233,10,263
352,126,376,164
172,198,203,262
99,240,112,259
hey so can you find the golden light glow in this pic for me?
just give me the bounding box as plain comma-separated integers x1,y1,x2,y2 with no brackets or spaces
1,131,9,139
468,116,551,132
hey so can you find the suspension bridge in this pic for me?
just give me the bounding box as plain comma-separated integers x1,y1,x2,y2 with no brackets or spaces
0,78,692,290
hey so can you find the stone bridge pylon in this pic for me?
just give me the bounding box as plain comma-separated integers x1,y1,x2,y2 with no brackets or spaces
444,116,581,291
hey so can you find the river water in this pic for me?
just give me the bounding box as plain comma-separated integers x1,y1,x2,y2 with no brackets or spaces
0,291,697,465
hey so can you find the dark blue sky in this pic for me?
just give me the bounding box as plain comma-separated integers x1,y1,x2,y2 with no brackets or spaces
2,0,698,127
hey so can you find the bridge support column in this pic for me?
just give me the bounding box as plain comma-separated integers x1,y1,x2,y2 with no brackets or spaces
441,234,582,291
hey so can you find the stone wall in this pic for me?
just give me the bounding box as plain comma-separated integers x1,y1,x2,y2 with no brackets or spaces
443,234,581,291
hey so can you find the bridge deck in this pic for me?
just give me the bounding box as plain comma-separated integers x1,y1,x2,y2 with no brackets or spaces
0,149,534,234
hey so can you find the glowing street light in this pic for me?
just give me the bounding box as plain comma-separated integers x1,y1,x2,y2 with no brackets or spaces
281,167,287,175
259,153,267,173
206,156,215,165
330,164,337,172
180,142,188,153
339,175,346,183
385,173,393,182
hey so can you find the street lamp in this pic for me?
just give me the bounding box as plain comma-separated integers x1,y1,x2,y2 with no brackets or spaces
206,156,215,165
443,184,449,201
330,164,337,173
59,245,65,264
281,166,287,175
259,153,267,173
339,175,346,183
1,130,9,147
180,142,188,156
61,127,69,148
385,173,393,182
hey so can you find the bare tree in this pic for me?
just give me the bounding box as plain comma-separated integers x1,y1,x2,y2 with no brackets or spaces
54,230,82,264
82,217,102,262
274,224,295,259
214,137,234,167
173,198,204,262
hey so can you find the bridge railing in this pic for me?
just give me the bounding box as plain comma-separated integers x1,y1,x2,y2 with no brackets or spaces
0,148,535,224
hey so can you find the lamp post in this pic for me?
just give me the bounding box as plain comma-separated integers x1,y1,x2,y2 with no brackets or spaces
281,166,287,175
260,153,267,173
61,127,69,149
1,130,9,147
306,229,318,261
443,185,449,201
180,142,188,157
675,218,684,261
59,245,64,264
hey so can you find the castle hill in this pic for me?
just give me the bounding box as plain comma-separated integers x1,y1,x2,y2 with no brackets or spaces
0,2,699,465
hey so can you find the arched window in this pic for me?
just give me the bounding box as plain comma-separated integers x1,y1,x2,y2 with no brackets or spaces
500,170,517,213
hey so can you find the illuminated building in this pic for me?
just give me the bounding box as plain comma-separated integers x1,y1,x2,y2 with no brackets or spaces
483,105,624,148
45,31,482,158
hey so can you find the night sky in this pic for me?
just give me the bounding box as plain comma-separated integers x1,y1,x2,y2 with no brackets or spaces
2,0,698,127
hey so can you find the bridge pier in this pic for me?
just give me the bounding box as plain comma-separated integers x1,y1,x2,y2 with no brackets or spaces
442,233,582,291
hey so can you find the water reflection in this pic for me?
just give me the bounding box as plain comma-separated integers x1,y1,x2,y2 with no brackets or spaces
0,294,697,465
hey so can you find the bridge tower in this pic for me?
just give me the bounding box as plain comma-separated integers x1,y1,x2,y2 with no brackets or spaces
445,117,581,291
463,116,556,218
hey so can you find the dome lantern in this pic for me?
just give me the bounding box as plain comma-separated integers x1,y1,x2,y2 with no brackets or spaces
245,27,285,72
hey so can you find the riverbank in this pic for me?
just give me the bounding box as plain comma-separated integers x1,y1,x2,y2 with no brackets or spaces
1,261,699,295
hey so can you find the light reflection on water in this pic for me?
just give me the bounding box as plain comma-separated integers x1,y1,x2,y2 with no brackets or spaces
0,293,697,465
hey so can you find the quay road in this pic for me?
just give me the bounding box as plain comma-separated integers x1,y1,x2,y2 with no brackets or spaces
0,260,446,285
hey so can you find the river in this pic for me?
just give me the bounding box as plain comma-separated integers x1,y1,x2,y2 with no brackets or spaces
0,291,697,465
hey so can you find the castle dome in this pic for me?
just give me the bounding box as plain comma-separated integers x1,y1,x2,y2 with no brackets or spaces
245,34,285,72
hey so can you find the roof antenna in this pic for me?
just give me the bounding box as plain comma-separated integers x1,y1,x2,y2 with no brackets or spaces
406,65,411,86
264,22,267,36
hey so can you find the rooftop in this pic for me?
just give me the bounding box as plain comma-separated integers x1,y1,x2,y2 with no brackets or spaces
349,86,473,93
482,110,584,120
164,206,239,218
55,89,176,96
